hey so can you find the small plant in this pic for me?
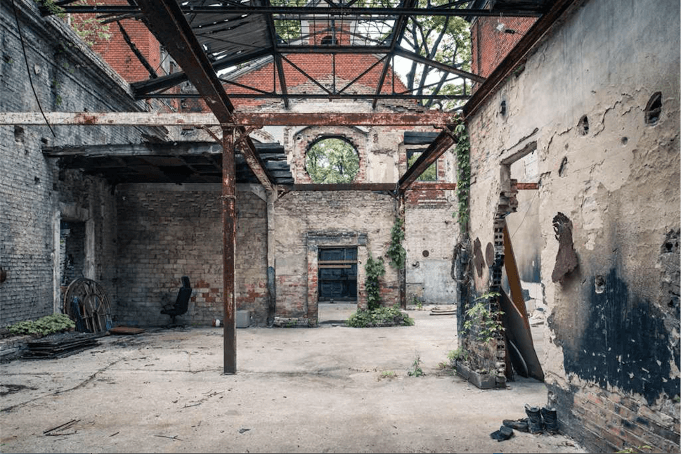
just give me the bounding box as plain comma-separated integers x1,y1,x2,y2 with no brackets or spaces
365,253,385,311
411,295,423,309
386,217,406,270
447,346,469,364
380,370,397,380
347,305,414,328
7,314,75,337
462,292,503,344
407,354,424,377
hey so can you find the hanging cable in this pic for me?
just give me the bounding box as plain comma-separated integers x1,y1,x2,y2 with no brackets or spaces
11,0,56,137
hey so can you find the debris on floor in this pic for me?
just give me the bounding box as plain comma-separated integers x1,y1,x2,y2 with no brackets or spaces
490,425,514,441
109,326,145,335
24,332,102,359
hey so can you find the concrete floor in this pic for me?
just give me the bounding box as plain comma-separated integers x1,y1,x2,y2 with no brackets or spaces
0,310,584,453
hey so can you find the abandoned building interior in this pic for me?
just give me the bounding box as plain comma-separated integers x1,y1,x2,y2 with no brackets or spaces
0,0,679,452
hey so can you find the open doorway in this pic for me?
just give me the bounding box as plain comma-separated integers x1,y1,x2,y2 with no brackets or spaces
317,246,357,323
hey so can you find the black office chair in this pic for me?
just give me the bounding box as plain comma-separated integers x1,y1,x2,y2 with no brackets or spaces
161,276,192,325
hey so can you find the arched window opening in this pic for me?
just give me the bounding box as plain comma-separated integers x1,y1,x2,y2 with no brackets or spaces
306,137,359,184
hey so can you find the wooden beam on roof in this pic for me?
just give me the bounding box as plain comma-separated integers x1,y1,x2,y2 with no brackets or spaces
2,111,457,127
135,0,275,193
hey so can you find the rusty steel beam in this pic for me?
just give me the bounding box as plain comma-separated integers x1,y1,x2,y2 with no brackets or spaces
1,112,457,127
394,47,486,84
289,183,396,192
54,5,544,17
222,128,237,375
517,182,539,190
464,0,578,119
410,182,457,190
135,0,274,193
398,127,457,193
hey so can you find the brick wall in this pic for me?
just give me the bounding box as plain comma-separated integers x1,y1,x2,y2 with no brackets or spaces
0,0,159,327
114,184,268,326
470,16,536,80
273,191,399,319
80,0,163,83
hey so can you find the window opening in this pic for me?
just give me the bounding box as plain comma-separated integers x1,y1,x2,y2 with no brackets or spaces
321,35,337,45
318,247,357,301
577,115,589,135
645,92,662,125
306,137,359,184
407,149,437,181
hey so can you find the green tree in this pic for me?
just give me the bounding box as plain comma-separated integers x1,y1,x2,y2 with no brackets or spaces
407,151,437,181
306,138,360,184
356,0,473,109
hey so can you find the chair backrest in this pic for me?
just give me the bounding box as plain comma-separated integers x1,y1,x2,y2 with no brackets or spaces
174,276,192,314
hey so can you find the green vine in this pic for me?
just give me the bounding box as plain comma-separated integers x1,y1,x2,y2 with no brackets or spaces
386,217,406,270
453,119,471,230
462,292,503,344
365,253,385,311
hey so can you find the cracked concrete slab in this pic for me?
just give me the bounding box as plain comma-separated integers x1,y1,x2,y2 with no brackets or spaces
0,311,583,453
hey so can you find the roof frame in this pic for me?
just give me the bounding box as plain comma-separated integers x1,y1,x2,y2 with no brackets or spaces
52,1,551,101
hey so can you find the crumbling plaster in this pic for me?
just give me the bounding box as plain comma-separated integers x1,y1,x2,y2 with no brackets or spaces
466,0,679,450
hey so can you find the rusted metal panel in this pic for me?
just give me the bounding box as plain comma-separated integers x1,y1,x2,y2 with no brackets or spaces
398,126,457,193
503,224,530,322
516,182,539,190
222,128,237,375
1,112,456,127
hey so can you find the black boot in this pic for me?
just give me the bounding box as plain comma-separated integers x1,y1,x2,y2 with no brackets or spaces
524,404,544,434
541,407,559,434
490,425,514,441
503,418,529,432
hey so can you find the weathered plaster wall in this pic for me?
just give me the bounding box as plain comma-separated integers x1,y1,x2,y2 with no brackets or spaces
466,0,680,451
115,184,268,327
0,0,160,326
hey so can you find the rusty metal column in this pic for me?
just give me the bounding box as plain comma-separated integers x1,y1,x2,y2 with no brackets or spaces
222,127,237,374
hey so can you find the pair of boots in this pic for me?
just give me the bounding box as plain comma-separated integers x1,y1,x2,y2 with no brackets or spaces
502,405,558,435
524,404,559,434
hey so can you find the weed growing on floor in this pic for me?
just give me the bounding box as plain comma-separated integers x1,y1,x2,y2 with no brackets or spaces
7,314,75,336
347,305,414,328
407,353,424,377
379,370,397,380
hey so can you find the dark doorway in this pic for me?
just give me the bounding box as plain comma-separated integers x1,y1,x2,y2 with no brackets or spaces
318,247,357,301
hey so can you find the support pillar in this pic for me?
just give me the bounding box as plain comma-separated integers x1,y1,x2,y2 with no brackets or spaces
398,194,407,309
222,127,237,374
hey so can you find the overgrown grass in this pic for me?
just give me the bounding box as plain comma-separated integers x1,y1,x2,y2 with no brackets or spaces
346,305,414,328
7,314,75,336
